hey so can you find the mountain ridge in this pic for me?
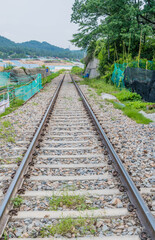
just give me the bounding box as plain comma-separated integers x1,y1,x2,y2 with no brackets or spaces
0,36,83,59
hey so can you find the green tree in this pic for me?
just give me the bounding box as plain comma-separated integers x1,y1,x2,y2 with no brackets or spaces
71,0,155,59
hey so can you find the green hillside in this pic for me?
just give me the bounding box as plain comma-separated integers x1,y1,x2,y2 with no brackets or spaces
0,36,83,59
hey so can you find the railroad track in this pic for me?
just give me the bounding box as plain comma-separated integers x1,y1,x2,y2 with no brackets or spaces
0,74,154,240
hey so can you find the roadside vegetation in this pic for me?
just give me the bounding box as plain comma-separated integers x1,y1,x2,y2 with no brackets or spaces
79,78,153,124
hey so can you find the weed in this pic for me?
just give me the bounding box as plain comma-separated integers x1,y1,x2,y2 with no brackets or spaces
49,194,89,211
111,117,117,121
125,101,153,111
15,157,22,163
114,90,141,101
20,66,26,71
0,120,15,143
64,97,72,101
2,231,8,240
3,64,14,71
32,102,38,106
11,195,23,208
2,120,11,128
39,218,96,237
7,136,15,143
78,97,82,101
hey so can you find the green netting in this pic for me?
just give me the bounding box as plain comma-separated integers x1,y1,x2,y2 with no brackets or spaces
111,63,126,88
111,60,155,88
8,74,42,102
0,72,10,87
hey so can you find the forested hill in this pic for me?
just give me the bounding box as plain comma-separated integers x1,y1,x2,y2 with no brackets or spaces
0,36,83,59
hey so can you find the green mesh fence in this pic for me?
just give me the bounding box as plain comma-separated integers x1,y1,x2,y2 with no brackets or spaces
0,72,10,87
8,74,42,102
111,63,127,88
0,73,43,114
111,60,155,88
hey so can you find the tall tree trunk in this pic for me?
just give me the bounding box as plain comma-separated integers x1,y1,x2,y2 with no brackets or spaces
108,36,110,61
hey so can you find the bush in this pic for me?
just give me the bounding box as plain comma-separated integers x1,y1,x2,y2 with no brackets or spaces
114,90,141,101
20,66,26,71
41,64,46,69
3,64,14,71
125,101,153,110
71,66,83,75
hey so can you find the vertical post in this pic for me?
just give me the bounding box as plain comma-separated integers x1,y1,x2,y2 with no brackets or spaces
138,29,142,68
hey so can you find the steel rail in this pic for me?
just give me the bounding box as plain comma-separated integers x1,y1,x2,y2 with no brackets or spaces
0,74,65,237
71,74,155,239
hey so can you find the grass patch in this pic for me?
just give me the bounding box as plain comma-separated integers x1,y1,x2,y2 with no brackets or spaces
0,120,15,143
0,98,24,118
123,108,152,124
2,120,11,128
39,218,96,237
80,78,154,124
110,100,152,124
80,78,118,95
49,194,94,211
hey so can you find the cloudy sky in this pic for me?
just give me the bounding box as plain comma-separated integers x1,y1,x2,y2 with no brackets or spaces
0,0,79,50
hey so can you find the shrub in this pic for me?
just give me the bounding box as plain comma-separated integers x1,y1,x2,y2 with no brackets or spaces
41,64,46,69
3,64,14,71
71,66,83,75
114,90,141,101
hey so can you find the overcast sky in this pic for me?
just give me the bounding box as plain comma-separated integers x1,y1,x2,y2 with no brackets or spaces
0,0,79,50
